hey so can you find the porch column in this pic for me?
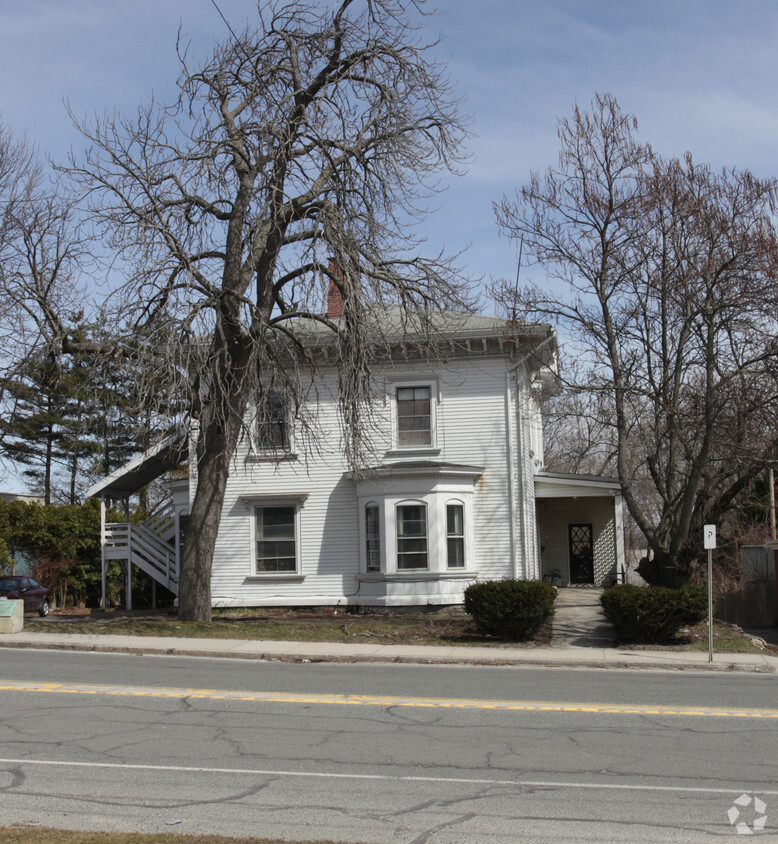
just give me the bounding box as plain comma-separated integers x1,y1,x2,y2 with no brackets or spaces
175,507,181,589
614,493,626,583
124,498,132,611
100,496,107,610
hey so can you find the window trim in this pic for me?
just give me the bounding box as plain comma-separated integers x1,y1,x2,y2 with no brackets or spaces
387,378,439,452
396,385,432,448
396,500,429,570
446,499,466,569
243,495,307,578
365,501,382,572
249,387,294,457
357,489,474,576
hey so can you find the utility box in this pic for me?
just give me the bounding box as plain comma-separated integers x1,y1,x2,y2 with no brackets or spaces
0,598,23,633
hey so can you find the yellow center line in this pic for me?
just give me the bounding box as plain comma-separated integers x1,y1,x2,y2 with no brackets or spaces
0,679,776,718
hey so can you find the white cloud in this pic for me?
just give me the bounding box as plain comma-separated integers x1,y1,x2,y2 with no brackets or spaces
3,0,778,281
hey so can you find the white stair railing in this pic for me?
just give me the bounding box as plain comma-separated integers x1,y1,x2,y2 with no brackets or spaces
144,500,177,543
105,519,179,596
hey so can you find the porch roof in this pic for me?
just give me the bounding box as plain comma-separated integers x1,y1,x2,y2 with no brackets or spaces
86,428,188,500
534,470,621,499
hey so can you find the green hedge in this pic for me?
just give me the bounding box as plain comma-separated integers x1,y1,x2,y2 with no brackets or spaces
464,579,556,640
600,584,708,643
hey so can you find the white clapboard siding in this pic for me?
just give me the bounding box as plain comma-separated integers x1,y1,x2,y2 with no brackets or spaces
208,355,538,607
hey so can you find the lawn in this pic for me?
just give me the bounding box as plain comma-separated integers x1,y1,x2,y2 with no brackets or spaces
23,605,771,654
618,620,771,653
25,606,553,648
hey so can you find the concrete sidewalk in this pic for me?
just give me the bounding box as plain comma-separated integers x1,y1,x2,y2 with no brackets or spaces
1,628,776,672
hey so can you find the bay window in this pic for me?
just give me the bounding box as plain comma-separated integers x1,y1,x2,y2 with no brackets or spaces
365,503,381,572
396,503,428,569
446,503,465,568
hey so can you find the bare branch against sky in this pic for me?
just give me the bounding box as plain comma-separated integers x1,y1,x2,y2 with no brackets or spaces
1,1,778,287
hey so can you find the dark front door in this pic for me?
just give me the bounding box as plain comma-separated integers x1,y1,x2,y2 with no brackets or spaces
569,523,594,584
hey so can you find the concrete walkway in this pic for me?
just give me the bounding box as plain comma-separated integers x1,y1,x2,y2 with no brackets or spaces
551,587,615,647
1,626,776,673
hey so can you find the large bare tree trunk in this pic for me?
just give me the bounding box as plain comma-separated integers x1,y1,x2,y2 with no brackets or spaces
66,1,472,621
178,441,231,621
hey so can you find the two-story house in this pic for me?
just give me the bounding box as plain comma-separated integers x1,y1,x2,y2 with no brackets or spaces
88,304,625,609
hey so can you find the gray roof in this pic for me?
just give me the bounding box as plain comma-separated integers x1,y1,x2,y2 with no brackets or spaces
86,428,188,500
293,305,551,341
287,305,557,372
356,460,485,481
536,470,620,486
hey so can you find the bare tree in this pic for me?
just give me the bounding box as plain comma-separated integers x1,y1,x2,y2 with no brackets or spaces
495,93,778,584
0,122,90,358
540,388,615,477
0,120,105,498
66,0,471,620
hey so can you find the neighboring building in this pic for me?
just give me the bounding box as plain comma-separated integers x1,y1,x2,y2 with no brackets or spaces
0,493,44,504
87,306,625,609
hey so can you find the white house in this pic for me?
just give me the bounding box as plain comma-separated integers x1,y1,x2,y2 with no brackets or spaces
87,306,626,609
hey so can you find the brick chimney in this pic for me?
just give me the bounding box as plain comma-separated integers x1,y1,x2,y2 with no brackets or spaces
327,258,345,318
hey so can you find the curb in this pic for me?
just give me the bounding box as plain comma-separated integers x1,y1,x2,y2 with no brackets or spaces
0,639,773,673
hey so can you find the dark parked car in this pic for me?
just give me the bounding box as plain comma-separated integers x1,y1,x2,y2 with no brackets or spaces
0,576,50,616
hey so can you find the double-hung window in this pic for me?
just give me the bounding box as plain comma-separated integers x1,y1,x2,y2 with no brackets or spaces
396,503,428,569
255,390,288,451
255,505,296,573
365,503,381,572
446,503,465,568
396,386,432,447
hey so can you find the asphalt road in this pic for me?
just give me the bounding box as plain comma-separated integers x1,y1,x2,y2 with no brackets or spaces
1,650,777,842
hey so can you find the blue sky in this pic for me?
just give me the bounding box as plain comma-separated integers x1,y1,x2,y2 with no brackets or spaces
2,0,778,293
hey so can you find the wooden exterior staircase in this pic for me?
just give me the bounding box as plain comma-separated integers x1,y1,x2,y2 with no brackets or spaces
103,501,180,597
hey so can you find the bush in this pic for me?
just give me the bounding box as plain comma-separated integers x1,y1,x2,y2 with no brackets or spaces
600,584,708,643
464,579,556,640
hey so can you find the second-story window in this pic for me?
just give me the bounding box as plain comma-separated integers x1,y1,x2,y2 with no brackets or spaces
396,386,431,446
255,390,288,451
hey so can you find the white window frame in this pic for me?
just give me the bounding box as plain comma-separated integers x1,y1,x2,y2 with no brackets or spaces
395,499,429,570
244,495,307,578
446,499,466,569
249,387,295,459
357,490,474,576
364,501,382,572
387,378,439,453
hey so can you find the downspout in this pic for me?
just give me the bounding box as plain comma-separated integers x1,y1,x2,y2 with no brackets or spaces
505,369,519,579
515,370,532,579
507,333,556,581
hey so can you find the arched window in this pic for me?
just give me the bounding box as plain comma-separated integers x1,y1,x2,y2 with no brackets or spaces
396,502,427,569
365,503,381,572
446,501,465,568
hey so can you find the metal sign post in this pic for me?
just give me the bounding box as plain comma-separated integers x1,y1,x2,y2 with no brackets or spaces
704,525,716,663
